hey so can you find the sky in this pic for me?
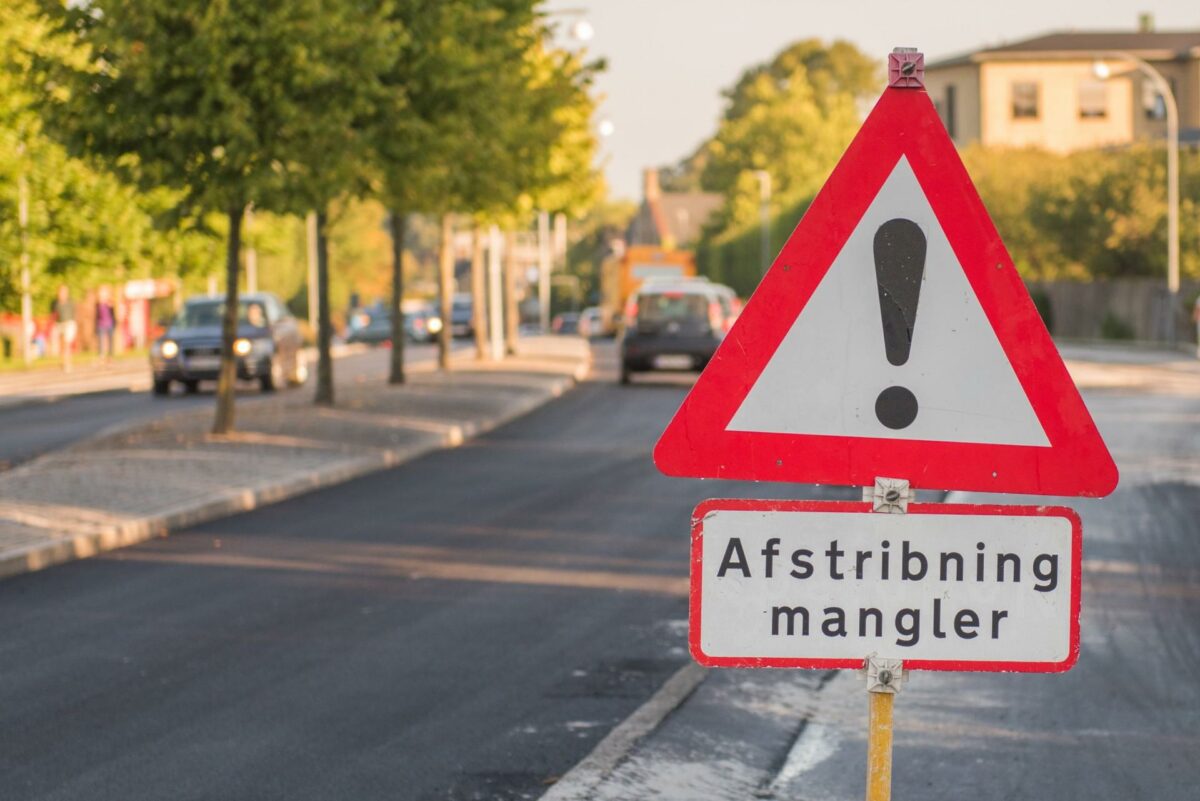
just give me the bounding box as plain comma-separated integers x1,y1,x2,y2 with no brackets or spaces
543,0,1199,201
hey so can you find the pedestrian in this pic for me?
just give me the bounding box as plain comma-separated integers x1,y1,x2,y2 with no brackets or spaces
51,284,76,372
95,285,116,363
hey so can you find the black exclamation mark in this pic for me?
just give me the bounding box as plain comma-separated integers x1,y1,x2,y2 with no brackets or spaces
873,218,926,430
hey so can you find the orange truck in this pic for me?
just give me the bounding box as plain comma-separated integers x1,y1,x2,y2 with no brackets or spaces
600,246,697,334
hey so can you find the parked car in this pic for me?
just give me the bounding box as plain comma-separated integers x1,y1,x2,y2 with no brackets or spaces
346,304,392,345
348,303,444,345
450,294,474,338
578,306,604,338
150,293,306,395
552,312,581,335
618,279,739,384
405,304,443,343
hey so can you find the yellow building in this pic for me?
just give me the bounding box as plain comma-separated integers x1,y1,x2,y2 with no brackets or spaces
924,28,1200,151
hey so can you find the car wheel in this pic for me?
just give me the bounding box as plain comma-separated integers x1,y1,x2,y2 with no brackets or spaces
152,378,171,396
620,364,633,385
289,351,308,386
183,379,200,394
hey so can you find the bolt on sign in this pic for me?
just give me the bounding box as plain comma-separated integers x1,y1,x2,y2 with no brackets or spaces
653,48,1117,801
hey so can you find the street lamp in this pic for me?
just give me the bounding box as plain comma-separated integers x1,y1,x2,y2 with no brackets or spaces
1092,53,1180,345
753,170,772,275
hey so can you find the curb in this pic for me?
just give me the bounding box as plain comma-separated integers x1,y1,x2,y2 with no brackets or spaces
0,364,583,581
539,662,708,801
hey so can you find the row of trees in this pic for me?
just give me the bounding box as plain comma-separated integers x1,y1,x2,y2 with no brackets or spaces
15,0,600,431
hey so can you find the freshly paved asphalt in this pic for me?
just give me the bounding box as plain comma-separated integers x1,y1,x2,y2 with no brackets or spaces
0,345,438,470
0,343,852,800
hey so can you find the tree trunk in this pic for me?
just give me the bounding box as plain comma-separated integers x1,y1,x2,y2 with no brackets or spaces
212,205,243,435
313,209,334,406
437,213,454,371
389,209,407,384
470,225,488,360
504,229,519,355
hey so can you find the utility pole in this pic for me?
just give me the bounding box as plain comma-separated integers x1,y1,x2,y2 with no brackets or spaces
504,230,520,355
537,211,551,332
1092,53,1179,344
488,226,505,361
437,214,455,370
754,169,772,275
17,142,32,365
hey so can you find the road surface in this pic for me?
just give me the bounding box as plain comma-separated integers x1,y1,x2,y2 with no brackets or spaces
0,342,1196,800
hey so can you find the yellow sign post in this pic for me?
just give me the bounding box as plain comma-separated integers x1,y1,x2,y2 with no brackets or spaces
864,655,903,801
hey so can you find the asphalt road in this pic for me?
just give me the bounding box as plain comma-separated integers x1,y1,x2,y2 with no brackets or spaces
0,342,852,800
0,344,439,470
2,342,1196,800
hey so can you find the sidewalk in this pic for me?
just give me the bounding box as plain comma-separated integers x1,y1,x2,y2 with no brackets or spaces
0,336,590,579
0,356,149,408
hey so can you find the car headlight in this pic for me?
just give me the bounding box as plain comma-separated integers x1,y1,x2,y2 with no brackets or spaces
159,340,179,359
233,338,252,356
427,317,443,334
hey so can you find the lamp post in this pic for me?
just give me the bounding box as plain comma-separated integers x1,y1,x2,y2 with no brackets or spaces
753,169,772,275
1092,53,1180,345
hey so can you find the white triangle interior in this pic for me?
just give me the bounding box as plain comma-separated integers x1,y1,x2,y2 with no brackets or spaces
727,156,1050,447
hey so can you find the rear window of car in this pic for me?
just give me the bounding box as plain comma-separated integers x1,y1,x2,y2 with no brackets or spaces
637,292,708,323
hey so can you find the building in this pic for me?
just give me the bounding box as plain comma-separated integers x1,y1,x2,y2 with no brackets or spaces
924,21,1200,152
627,168,722,250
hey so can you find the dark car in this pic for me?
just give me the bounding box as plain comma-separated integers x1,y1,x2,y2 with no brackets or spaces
450,294,474,338
346,304,392,345
552,312,581,335
347,304,443,345
150,293,306,395
618,280,738,384
405,305,443,343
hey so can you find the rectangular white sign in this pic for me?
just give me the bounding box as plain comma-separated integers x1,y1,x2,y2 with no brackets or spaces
690,500,1080,673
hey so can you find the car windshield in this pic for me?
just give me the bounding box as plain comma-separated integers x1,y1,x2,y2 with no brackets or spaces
175,300,268,329
637,292,708,323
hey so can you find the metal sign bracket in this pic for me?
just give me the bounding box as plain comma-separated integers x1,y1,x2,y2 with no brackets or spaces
864,477,913,513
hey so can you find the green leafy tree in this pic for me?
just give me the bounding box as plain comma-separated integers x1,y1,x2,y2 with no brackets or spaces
691,39,878,294
50,0,400,429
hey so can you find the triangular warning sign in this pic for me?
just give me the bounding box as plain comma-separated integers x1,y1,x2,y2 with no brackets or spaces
653,84,1117,497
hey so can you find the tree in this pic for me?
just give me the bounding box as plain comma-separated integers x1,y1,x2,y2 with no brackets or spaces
371,1,601,373
49,0,399,429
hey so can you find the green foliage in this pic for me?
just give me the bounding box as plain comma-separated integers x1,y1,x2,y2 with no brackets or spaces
51,0,402,216
565,198,637,302
688,39,879,295
1100,311,1135,340
964,145,1200,282
0,0,217,312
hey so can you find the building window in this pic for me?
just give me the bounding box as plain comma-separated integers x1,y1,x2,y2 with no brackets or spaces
944,85,958,137
1011,81,1039,119
1142,77,1176,120
1078,80,1107,118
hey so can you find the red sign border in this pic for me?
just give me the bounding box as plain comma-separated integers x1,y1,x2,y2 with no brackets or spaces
689,498,1082,673
653,86,1118,498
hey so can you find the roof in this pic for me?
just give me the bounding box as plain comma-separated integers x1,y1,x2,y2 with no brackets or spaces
627,191,722,248
929,30,1200,68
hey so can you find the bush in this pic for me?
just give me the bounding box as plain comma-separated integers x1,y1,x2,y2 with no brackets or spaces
1027,289,1054,333
1100,311,1135,341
